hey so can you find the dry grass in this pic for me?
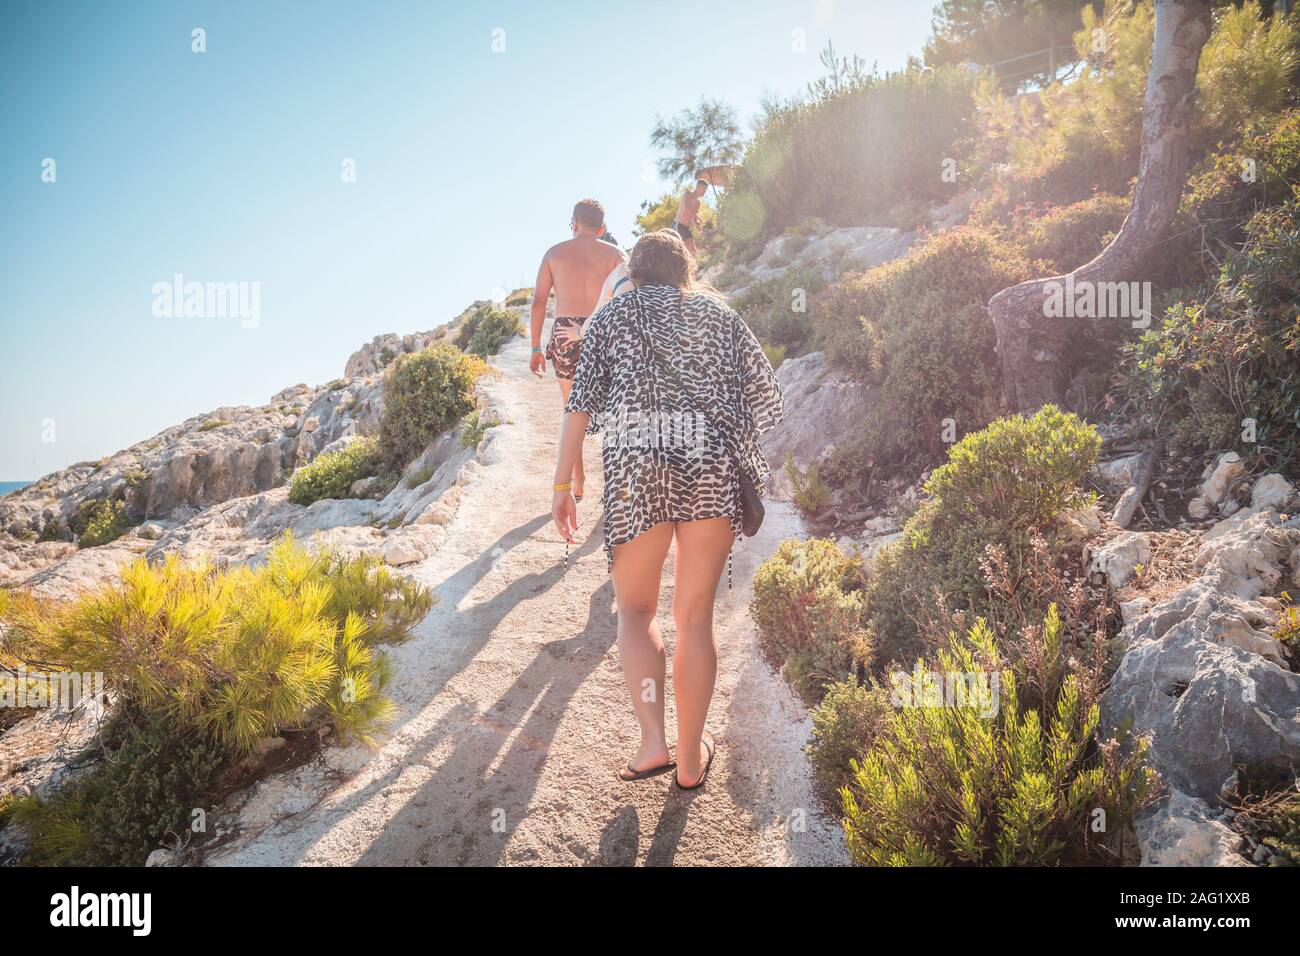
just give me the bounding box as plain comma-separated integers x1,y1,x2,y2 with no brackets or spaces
1114,528,1202,607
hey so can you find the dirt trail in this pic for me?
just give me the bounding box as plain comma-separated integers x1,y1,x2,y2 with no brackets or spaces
207,324,847,867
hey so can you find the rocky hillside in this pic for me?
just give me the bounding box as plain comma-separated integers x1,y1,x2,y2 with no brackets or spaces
0,310,508,599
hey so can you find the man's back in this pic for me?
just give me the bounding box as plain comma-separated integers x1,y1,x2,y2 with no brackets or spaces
676,189,701,225
546,237,625,317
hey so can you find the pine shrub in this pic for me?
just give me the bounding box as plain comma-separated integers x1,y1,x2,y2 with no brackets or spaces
0,536,434,865
0,535,433,752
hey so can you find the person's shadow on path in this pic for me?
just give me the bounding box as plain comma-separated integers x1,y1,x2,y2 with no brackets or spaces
355,570,617,865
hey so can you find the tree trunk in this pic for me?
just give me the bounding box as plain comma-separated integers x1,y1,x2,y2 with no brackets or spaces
988,0,1213,413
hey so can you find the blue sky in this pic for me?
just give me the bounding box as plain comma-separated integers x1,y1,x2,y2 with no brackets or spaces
0,0,935,479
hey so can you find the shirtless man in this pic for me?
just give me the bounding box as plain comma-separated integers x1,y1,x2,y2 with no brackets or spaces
672,178,708,257
530,198,626,499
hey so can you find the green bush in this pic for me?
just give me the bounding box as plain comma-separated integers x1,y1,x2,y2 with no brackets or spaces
378,344,484,469
841,608,1157,866
73,498,131,549
1120,200,1300,471
732,264,829,356
1012,194,1130,275
7,710,229,866
807,679,893,799
719,65,976,249
1254,794,1300,866
1,535,432,752
0,535,433,865
460,408,500,449
635,193,720,262
785,454,830,518
288,435,381,506
864,406,1100,668
1172,109,1300,286
457,304,522,357
814,227,1033,481
750,538,870,703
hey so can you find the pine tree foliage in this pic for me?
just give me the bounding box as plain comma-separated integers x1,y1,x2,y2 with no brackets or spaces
1,534,433,751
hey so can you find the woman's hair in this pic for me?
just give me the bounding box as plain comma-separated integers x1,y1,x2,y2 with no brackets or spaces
628,229,696,290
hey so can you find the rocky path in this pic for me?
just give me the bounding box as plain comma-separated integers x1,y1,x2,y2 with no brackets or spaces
205,325,847,867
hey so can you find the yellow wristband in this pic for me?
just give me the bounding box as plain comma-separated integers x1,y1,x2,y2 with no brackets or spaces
554,482,572,493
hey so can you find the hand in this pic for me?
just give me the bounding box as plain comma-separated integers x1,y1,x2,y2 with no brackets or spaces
552,324,581,348
552,491,578,543
530,350,546,377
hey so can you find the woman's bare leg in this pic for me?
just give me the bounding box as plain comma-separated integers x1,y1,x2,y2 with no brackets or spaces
671,516,733,785
610,521,675,772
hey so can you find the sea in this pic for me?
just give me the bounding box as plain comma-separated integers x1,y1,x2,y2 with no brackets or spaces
0,481,32,497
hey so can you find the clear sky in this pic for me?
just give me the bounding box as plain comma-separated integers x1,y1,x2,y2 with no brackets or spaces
0,0,935,480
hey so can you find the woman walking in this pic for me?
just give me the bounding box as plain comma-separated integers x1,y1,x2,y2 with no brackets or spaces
549,229,782,789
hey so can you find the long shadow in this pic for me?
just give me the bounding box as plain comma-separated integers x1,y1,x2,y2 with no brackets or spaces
388,512,603,708
355,577,617,865
644,792,694,867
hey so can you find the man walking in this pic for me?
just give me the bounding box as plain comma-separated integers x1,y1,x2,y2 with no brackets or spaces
530,198,625,500
672,178,708,257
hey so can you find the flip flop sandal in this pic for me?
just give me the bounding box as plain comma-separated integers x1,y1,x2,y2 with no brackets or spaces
674,732,715,791
619,759,676,782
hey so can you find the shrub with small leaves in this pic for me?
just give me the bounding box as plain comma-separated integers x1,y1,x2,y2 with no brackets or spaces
1120,200,1300,471
378,344,484,469
807,679,893,799
841,607,1157,866
750,538,870,702
74,498,131,548
732,265,829,357
814,227,1033,482
7,709,230,866
457,304,522,357
288,435,382,506
865,406,1100,668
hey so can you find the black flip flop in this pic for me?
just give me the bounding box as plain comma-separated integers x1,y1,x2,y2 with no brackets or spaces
674,732,715,791
619,759,676,782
